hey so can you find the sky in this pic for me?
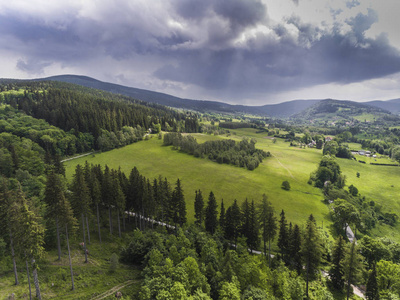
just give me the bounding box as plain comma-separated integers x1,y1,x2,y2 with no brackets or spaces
1,0,400,105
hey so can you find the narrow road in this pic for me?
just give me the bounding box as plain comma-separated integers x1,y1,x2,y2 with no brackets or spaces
61,152,94,162
91,280,136,300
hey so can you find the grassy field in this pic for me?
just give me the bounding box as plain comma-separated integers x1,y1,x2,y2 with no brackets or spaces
64,128,400,243
0,228,142,300
337,157,400,241
65,129,331,233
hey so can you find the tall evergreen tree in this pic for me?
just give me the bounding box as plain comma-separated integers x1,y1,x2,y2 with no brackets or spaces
301,214,322,299
241,199,251,239
257,194,277,266
278,209,289,263
0,179,19,285
194,190,205,226
70,164,91,263
344,241,364,300
12,186,45,300
247,200,259,252
171,179,186,227
219,199,226,231
330,236,346,291
290,224,302,274
205,191,218,234
224,200,242,246
366,263,379,300
43,171,66,261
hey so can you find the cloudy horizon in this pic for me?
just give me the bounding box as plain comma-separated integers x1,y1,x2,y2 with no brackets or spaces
1,0,400,105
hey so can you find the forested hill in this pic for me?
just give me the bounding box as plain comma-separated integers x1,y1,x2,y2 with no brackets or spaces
0,80,199,154
291,99,399,124
41,75,320,117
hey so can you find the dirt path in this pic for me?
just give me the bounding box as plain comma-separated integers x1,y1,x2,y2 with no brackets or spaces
61,152,94,162
91,280,136,300
271,153,296,180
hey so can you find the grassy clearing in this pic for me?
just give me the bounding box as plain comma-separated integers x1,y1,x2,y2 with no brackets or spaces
0,229,141,300
337,157,400,242
65,130,331,233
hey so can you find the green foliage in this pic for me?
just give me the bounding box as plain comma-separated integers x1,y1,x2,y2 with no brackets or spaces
109,253,119,273
281,181,290,191
163,133,270,170
205,191,218,234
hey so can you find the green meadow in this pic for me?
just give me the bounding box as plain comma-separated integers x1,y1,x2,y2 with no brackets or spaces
65,128,400,241
337,157,400,241
65,129,330,230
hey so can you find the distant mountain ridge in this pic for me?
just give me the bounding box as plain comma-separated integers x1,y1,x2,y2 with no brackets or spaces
29,74,400,118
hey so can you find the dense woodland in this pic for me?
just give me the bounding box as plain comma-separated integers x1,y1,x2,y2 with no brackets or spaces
0,80,400,299
163,132,270,170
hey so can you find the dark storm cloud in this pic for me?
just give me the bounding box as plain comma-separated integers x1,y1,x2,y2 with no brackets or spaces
1,1,400,102
154,8,400,99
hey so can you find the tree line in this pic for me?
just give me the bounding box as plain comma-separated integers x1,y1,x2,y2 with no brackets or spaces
163,133,270,170
1,81,200,153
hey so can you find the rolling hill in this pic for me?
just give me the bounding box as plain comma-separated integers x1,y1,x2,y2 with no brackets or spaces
12,74,400,119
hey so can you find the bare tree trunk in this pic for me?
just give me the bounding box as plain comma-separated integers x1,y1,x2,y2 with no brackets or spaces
32,259,42,300
117,209,121,238
56,216,61,260
86,216,91,245
96,204,101,243
9,230,19,285
25,259,32,300
306,259,309,299
109,207,113,235
65,224,75,290
81,213,88,263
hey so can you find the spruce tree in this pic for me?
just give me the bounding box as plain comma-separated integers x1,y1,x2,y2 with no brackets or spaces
366,263,379,300
257,194,277,266
344,241,364,300
194,190,205,226
0,179,19,285
247,200,259,252
301,214,322,299
70,164,91,263
224,200,242,246
278,209,289,263
171,179,186,227
290,224,302,274
12,186,45,300
205,191,218,234
330,236,346,291
219,199,226,231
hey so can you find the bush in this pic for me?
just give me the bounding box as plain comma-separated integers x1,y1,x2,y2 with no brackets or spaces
110,253,119,273
281,181,291,191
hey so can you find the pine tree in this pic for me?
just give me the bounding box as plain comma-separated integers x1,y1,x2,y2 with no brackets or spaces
301,214,322,299
241,199,251,239
194,190,205,226
344,241,364,300
91,176,102,243
366,263,379,300
278,209,289,263
330,236,346,291
0,179,19,285
102,165,114,234
224,200,242,246
247,200,259,252
111,173,125,237
70,164,91,263
171,179,186,227
219,199,226,231
43,171,66,261
257,194,277,266
12,186,45,300
290,224,302,274
205,191,218,234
